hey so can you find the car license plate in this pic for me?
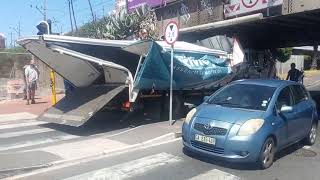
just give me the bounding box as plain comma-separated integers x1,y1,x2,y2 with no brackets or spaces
195,134,216,145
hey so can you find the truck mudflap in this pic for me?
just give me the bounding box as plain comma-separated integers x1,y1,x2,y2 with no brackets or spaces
39,85,126,127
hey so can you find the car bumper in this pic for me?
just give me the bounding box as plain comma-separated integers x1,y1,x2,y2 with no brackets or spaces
182,123,266,163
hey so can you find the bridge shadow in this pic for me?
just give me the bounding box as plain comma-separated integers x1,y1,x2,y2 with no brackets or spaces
38,99,174,137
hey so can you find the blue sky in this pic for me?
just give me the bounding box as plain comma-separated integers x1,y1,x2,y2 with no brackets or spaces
1,0,115,47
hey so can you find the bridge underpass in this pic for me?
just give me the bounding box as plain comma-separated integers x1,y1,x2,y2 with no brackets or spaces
179,9,320,113
179,9,320,49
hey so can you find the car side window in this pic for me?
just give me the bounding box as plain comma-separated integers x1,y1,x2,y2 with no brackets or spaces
291,85,308,105
276,87,293,111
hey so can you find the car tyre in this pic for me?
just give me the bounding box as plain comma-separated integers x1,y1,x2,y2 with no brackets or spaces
305,122,317,146
258,137,275,169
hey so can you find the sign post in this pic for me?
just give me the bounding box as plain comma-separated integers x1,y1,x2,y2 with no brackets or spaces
164,21,179,126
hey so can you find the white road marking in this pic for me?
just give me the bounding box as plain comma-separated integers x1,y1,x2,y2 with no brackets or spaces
0,128,55,138
39,138,127,160
7,138,181,180
306,79,320,88
0,121,47,130
63,152,182,180
104,125,143,138
0,134,79,151
189,169,240,180
0,112,37,122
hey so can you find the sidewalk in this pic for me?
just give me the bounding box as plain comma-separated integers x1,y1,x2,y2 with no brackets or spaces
0,95,64,116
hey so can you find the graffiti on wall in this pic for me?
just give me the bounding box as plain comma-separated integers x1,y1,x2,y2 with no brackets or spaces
180,3,191,24
224,0,283,17
200,0,214,16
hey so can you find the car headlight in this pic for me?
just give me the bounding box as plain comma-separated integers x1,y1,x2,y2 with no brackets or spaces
237,119,264,136
185,108,197,124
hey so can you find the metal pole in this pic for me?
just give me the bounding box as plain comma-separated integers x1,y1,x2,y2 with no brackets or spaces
10,32,12,47
169,45,174,126
18,21,21,38
50,69,57,105
88,0,96,23
68,0,74,34
70,0,78,31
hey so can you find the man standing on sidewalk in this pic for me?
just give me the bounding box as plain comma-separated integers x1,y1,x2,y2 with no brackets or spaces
25,60,39,105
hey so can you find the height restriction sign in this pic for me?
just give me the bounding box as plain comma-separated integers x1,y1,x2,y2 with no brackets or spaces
164,21,179,45
164,21,179,126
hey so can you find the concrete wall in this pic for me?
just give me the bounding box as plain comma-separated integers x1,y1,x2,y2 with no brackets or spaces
0,58,65,99
156,0,224,36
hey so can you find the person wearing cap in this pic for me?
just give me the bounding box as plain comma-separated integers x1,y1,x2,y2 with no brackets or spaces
25,60,40,105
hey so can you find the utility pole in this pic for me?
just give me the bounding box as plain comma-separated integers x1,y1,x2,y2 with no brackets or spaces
18,21,21,38
10,32,13,48
88,0,96,23
88,0,99,37
70,0,78,31
67,0,74,34
9,21,21,38
44,0,47,21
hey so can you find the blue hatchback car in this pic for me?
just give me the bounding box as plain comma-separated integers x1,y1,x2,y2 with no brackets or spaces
182,79,318,169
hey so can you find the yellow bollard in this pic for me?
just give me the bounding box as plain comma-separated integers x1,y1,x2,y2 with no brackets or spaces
50,69,57,105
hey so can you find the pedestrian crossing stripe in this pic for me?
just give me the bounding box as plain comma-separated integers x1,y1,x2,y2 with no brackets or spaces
63,152,183,180
189,169,240,180
0,112,37,122
0,121,47,130
0,134,79,152
0,128,55,138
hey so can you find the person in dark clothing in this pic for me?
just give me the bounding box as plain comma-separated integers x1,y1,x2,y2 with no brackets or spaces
286,63,303,82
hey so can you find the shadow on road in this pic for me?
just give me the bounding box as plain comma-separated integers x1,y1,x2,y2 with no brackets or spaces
183,139,316,171
39,108,167,137
182,147,259,170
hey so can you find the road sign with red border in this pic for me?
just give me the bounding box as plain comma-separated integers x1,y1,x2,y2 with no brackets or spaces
242,0,259,8
164,21,179,45
224,0,283,18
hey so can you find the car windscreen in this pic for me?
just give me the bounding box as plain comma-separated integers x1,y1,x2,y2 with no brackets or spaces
207,84,276,111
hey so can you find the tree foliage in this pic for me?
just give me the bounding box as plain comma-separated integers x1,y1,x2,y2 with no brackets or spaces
271,48,293,63
72,6,159,40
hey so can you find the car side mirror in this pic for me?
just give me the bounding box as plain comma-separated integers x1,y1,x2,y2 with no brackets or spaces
280,105,293,113
203,96,210,102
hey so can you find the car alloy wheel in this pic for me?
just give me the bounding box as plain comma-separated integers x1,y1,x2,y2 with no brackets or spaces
307,123,317,145
259,137,275,169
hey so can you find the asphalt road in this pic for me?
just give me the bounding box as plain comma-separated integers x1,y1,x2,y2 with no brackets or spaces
13,135,320,180
0,110,177,179
1,81,320,179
